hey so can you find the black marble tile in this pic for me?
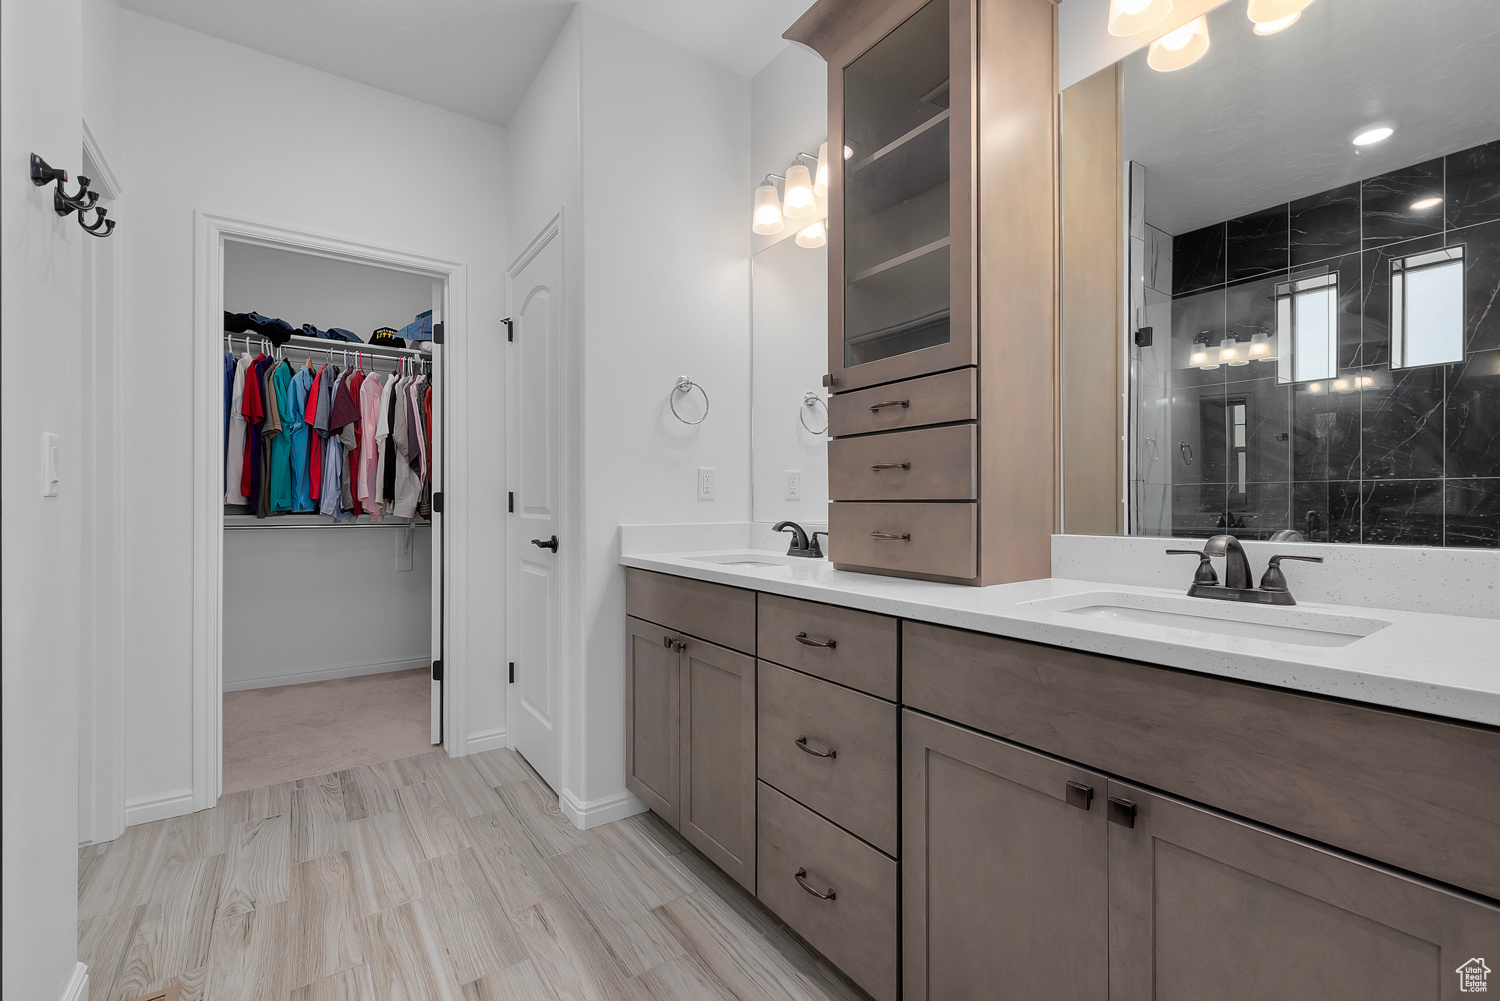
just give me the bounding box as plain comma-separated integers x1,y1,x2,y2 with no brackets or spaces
1289,481,1332,542
1446,348,1500,478
1455,218,1500,354
1171,482,1227,539
1445,478,1500,548
1361,364,1446,480
1225,481,1290,540
1360,479,1444,546
1446,138,1500,231
1226,271,1282,345
1227,204,1289,282
1225,374,1291,483
1291,182,1360,266
1291,381,1361,482
1362,158,1444,249
1172,222,1226,296
1360,234,1445,369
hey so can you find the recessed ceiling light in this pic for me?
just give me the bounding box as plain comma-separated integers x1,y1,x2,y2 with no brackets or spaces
1410,197,1442,210
1253,11,1300,33
1352,126,1394,146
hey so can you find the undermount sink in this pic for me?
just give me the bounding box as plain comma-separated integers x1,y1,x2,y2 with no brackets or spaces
686,552,800,569
1024,591,1391,648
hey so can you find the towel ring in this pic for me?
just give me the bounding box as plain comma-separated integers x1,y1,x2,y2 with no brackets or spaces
799,392,828,434
670,375,710,425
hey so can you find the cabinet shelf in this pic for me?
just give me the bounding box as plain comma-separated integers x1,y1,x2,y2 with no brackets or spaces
849,236,950,286
848,110,951,203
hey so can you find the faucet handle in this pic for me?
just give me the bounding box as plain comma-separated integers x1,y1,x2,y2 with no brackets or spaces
1260,554,1324,592
809,531,828,558
1166,549,1219,586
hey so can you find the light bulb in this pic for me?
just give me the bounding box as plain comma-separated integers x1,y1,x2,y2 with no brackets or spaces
1352,126,1394,146
843,144,854,160
1308,382,1323,393
814,142,829,198
783,164,816,219
1248,331,1275,359
1332,378,1351,392
752,183,784,235
1219,336,1248,366
796,219,827,249
1252,11,1299,34
1411,196,1442,210
1148,16,1209,71
1246,0,1313,25
1108,0,1172,37
1191,350,1216,370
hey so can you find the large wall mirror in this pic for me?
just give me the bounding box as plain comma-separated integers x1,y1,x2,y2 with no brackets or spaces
1061,0,1500,547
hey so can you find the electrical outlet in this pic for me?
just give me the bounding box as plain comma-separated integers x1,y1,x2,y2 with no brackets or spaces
396,526,415,571
785,470,801,500
698,466,715,500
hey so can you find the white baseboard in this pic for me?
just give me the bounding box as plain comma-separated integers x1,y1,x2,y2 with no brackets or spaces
58,962,88,1001
125,787,195,827
459,726,509,755
222,657,428,692
560,787,648,831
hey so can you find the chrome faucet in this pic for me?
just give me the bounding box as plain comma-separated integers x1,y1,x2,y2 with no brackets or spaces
773,521,824,558
1167,534,1323,606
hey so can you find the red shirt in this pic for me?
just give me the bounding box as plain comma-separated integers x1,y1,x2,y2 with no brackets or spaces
239,354,266,497
305,365,325,501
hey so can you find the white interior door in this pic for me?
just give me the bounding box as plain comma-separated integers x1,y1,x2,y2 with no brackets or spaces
506,222,564,790
429,280,444,745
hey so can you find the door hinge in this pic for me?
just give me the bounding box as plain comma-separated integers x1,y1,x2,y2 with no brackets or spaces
503,317,514,342
508,491,514,513
433,321,444,344
432,659,444,682
508,661,515,684
432,491,443,513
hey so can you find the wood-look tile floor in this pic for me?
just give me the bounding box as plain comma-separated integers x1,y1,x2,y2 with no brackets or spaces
79,749,869,1001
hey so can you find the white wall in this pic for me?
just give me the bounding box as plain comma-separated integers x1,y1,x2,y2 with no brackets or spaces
750,44,829,257
82,0,123,166
117,11,509,821
3,0,88,996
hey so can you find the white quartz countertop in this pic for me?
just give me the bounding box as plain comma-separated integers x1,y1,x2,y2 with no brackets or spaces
620,549,1500,727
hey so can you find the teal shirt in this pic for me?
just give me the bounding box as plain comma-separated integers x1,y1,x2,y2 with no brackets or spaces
268,362,295,512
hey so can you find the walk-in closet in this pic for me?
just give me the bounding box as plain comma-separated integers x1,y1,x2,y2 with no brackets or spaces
220,240,444,792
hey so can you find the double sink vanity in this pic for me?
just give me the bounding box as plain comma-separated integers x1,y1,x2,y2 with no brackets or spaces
621,541,1500,1001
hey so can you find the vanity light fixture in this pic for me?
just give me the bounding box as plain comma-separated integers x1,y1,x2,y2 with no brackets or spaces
1147,16,1210,72
1332,377,1352,392
796,218,827,249
1191,331,1219,370
1411,196,1442,210
1248,329,1276,360
1246,0,1313,27
1219,334,1250,366
814,142,830,198
753,176,785,235
783,162,817,219
1252,11,1300,34
1352,126,1394,147
1108,0,1173,37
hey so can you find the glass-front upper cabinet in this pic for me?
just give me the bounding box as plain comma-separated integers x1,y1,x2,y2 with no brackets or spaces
832,0,974,391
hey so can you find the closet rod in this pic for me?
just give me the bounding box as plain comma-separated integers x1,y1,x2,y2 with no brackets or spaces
224,519,431,531
224,331,435,361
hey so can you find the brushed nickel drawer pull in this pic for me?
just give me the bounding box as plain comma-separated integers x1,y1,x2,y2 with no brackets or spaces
793,632,837,649
867,399,910,413
794,868,836,900
869,531,911,541
869,462,911,471
795,735,837,758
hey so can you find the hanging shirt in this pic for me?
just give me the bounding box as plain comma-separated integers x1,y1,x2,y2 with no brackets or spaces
287,366,314,513
375,373,398,517
341,370,366,516
268,362,295,512
258,360,284,519
382,375,405,506
240,353,267,500
305,364,326,503
223,351,236,463
358,372,384,517
224,352,252,504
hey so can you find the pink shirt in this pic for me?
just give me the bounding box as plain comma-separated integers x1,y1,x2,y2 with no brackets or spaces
358,373,385,517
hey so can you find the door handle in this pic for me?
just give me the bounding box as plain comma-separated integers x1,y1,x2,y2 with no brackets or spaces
531,535,559,552
869,531,911,541
869,462,911,471
795,735,837,758
794,868,836,900
793,632,836,649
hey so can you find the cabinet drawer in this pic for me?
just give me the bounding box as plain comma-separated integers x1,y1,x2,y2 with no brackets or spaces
757,662,898,855
829,425,976,501
828,502,977,581
756,593,897,700
828,368,977,437
757,782,898,1001
625,568,756,654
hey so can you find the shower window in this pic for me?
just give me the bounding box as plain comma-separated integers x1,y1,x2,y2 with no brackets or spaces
1275,273,1338,385
1391,246,1465,369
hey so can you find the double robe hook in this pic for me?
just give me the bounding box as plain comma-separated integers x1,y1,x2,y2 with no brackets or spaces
30,154,115,238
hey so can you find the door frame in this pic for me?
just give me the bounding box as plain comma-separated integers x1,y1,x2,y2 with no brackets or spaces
190,210,471,813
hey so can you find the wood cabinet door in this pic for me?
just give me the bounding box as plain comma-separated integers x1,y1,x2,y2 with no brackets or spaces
625,616,680,828
903,710,1108,1001
679,637,757,891
1108,779,1500,1001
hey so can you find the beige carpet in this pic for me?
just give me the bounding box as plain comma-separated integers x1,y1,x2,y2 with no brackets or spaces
222,668,433,793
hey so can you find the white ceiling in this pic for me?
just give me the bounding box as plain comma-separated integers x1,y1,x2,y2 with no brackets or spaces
1120,0,1500,235
118,0,815,126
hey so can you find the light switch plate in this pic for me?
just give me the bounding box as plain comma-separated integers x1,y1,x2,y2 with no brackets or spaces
785,470,801,500
698,467,715,500
41,432,60,497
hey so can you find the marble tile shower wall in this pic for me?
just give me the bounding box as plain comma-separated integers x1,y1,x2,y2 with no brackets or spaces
1165,138,1500,547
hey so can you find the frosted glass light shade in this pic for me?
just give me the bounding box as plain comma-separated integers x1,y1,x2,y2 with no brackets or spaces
753,184,784,235
783,164,816,219
1252,11,1300,33
1148,15,1209,71
1108,0,1172,36
796,219,827,249
1246,0,1313,24
814,142,829,198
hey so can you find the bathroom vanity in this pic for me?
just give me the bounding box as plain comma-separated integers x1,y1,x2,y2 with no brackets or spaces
622,553,1500,1001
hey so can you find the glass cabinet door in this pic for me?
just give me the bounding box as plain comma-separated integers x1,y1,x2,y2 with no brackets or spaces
841,0,953,377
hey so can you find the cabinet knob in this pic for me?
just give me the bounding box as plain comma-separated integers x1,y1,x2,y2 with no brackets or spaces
1065,781,1094,811
1107,797,1137,829
794,867,836,900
